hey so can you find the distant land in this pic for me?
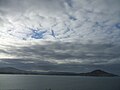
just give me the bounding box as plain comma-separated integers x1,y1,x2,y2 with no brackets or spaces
0,67,118,77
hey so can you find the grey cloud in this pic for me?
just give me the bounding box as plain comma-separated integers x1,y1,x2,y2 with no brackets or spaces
0,0,120,43
0,0,120,75
65,0,73,8
2,42,120,65
0,58,120,75
0,0,65,15
0,58,56,71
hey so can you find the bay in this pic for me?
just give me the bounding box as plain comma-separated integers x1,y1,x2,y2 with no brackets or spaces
0,75,120,90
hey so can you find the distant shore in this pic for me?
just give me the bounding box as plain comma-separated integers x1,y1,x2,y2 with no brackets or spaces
0,67,118,77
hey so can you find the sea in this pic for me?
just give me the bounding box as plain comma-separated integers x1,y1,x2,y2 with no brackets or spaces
0,75,120,90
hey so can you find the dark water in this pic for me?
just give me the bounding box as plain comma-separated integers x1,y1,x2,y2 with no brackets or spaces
0,75,120,90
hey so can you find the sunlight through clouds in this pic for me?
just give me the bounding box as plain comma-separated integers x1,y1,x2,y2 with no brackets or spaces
0,0,120,74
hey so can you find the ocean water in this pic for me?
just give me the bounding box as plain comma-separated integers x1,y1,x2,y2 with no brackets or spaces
0,75,120,90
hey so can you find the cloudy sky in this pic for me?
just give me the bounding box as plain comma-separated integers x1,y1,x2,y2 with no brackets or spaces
0,0,120,74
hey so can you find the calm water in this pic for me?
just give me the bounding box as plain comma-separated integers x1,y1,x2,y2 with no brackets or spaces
0,75,120,90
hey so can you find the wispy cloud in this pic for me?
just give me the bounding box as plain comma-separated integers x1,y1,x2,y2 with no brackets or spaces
0,0,120,43
0,0,120,74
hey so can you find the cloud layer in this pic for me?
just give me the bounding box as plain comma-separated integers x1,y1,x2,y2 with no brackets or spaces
0,0,120,74
0,0,120,43
0,40,120,74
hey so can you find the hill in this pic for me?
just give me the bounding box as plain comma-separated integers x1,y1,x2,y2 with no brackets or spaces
0,67,118,77
79,69,118,77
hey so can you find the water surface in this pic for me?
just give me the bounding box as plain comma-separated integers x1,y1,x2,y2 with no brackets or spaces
0,75,120,90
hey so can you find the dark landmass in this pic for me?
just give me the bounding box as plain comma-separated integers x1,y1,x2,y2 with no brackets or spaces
0,67,118,77
78,69,118,77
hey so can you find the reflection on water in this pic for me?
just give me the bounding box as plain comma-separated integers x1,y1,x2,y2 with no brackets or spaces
0,75,120,90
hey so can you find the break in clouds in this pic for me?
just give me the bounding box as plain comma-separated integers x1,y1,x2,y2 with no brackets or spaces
0,0,120,74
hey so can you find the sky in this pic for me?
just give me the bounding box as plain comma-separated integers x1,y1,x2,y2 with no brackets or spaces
0,0,120,75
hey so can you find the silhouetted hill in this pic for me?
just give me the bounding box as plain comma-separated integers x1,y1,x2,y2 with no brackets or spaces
79,69,118,77
0,67,118,77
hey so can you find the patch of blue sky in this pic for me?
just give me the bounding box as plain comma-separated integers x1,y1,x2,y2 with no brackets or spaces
31,29,47,39
115,23,120,29
108,23,120,31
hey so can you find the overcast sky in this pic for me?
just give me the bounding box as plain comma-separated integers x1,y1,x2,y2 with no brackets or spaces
0,0,120,75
